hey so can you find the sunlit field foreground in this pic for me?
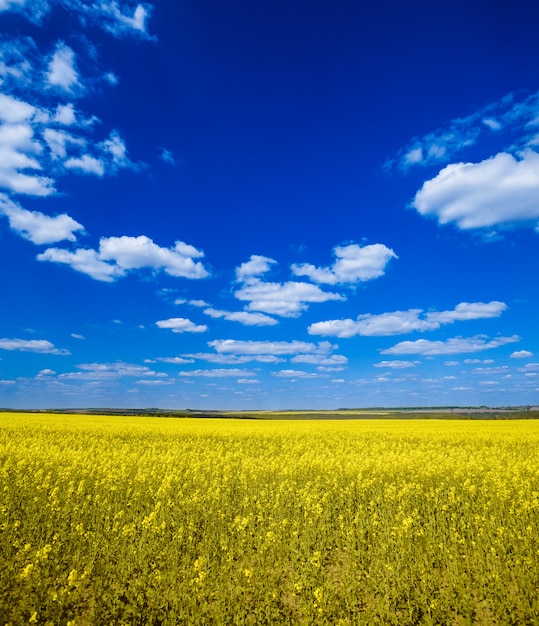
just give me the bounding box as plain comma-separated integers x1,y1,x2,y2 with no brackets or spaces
1,413,538,625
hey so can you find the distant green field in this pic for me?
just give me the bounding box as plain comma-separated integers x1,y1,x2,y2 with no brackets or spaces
1,412,538,624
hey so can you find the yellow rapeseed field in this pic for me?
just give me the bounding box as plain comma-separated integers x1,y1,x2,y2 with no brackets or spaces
1,412,538,625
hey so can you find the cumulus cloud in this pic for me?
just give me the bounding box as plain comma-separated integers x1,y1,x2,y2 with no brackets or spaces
510,350,533,359
234,254,346,317
0,193,84,243
426,301,507,324
308,301,507,338
156,318,208,333
37,247,123,281
60,361,162,380
235,279,344,317
291,243,397,285
182,353,284,365
208,339,336,356
272,369,323,378
373,360,420,369
381,335,520,356
145,356,195,364
179,369,256,378
203,307,278,326
99,235,207,278
290,354,348,366
235,254,275,282
412,150,539,230
0,337,69,354
38,235,209,281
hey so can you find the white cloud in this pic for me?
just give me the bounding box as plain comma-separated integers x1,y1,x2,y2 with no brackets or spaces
43,128,85,159
1,1,153,38
0,122,55,196
99,235,208,278
235,254,275,282
54,103,77,125
37,247,123,281
374,360,420,369
203,308,278,326
64,154,105,176
290,354,348,366
156,318,208,334
47,43,80,92
208,339,335,356
425,301,507,324
179,369,256,378
71,333,84,339
37,368,55,376
291,243,397,285
90,2,153,38
272,369,322,378
308,301,507,338
0,337,69,354
61,361,161,380
145,356,194,364
412,150,539,230
100,130,128,167
39,235,210,282
0,93,35,123
510,350,533,359
183,353,284,365
518,363,539,372
235,277,343,317
381,335,520,356
463,359,494,364
0,194,84,243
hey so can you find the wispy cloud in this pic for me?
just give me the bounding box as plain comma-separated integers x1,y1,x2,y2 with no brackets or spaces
1,1,154,38
388,90,539,171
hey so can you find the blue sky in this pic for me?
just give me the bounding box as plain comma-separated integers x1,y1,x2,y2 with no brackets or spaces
1,0,538,410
